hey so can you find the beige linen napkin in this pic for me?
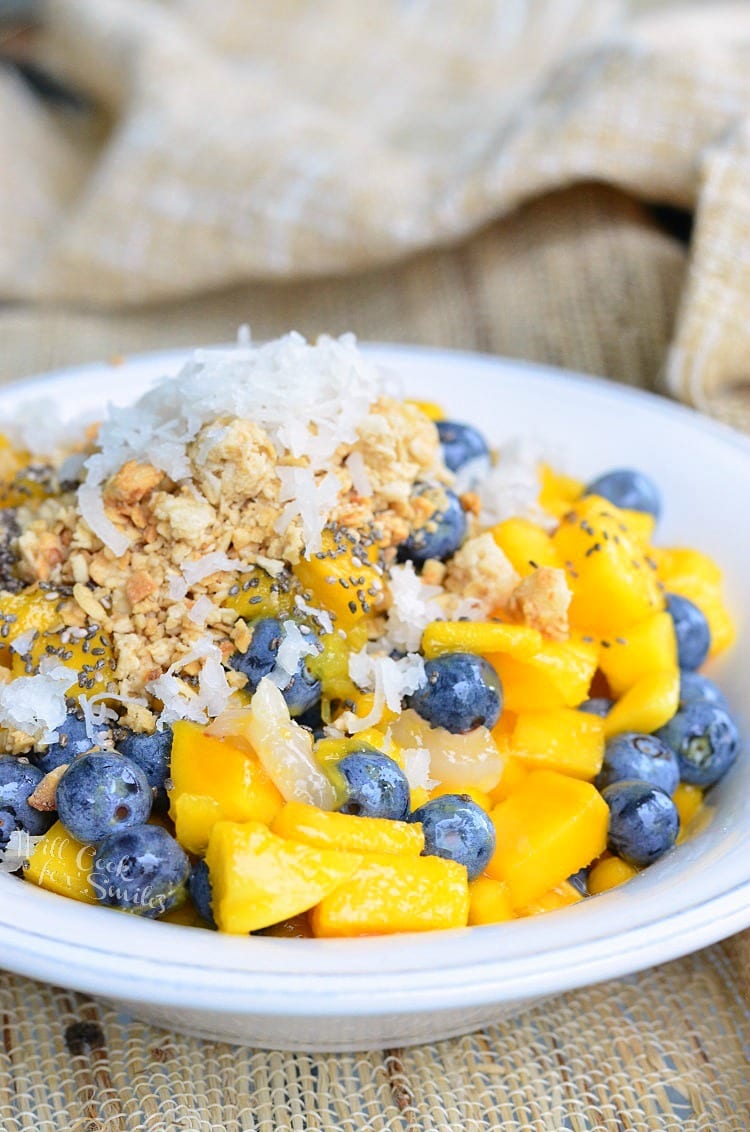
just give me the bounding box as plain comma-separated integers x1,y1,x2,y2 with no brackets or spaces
2,0,750,411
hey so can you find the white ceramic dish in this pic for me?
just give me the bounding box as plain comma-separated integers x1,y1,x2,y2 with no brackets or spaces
0,343,747,1052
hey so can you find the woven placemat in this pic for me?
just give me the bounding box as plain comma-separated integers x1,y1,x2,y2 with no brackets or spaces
0,183,747,1129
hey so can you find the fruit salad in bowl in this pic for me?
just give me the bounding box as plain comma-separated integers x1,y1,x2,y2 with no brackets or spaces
0,332,739,949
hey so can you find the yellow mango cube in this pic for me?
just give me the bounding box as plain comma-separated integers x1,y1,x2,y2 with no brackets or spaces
206,820,362,934
405,399,444,421
517,879,584,916
293,528,386,632
172,793,223,855
487,754,529,803
487,771,608,908
222,565,296,621
0,587,62,667
429,784,493,812
490,517,561,577
488,636,598,712
553,496,664,634
654,546,736,657
306,629,361,704
511,709,605,780
168,721,283,846
603,669,679,738
538,465,584,519
597,611,677,697
468,876,515,925
620,509,656,548
24,820,97,904
421,619,542,661
588,856,637,894
12,625,115,700
310,853,469,937
673,783,703,829
271,801,424,856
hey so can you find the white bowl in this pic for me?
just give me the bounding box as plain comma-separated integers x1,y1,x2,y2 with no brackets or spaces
0,344,748,1052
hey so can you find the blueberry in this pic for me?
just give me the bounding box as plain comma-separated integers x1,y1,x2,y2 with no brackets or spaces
437,420,490,488
678,670,729,714
30,704,108,774
602,780,679,867
228,617,321,717
0,756,55,847
579,697,613,718
595,733,679,795
188,859,216,928
655,701,740,787
568,868,589,896
56,752,152,843
666,594,710,672
337,751,410,820
410,794,496,880
407,652,502,734
91,824,189,917
116,727,172,812
585,468,661,519
397,485,467,567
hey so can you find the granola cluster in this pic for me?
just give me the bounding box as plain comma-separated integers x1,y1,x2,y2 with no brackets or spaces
8,397,448,704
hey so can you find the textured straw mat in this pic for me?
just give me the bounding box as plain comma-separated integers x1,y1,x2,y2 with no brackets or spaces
0,182,748,1129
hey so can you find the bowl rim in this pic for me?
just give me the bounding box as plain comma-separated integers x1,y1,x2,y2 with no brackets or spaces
0,340,748,1020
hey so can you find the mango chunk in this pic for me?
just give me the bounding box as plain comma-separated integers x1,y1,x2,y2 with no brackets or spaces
538,465,585,519
272,801,424,856
512,709,605,780
12,625,116,700
429,784,493,812
673,782,703,829
222,565,296,621
487,771,608,908
588,856,637,894
655,547,736,657
168,721,283,851
517,879,584,916
293,528,386,632
172,793,223,855
490,517,561,577
310,853,469,937
487,754,529,803
553,496,664,634
0,587,62,667
603,668,679,738
488,636,598,712
406,399,444,421
597,611,677,697
468,876,515,925
206,820,362,934
24,820,96,904
421,620,542,661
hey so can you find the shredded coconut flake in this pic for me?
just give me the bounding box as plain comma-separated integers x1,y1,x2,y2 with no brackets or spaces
78,333,388,556
188,595,216,627
294,594,333,635
381,562,444,653
478,438,553,530
401,747,437,792
0,665,71,742
9,630,36,657
345,450,373,497
79,691,146,743
346,648,426,731
146,636,231,727
270,620,319,688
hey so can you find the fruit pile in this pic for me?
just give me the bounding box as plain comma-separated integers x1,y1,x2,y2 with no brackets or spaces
0,391,740,938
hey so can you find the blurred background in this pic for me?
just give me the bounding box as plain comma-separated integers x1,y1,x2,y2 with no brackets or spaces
0,0,748,418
